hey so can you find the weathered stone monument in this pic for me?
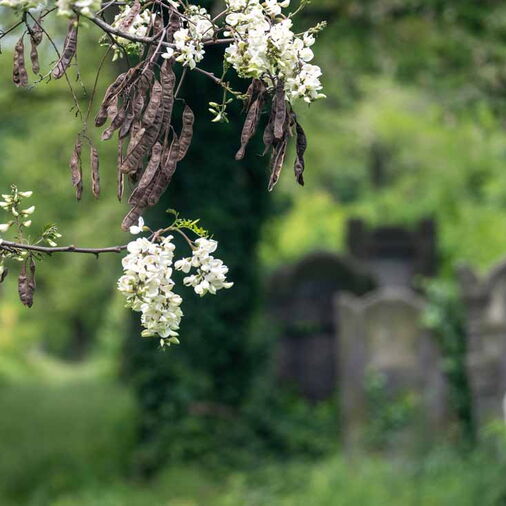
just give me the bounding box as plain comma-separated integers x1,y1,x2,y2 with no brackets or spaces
267,218,438,403
267,252,375,400
458,261,506,425
347,218,437,288
337,287,448,449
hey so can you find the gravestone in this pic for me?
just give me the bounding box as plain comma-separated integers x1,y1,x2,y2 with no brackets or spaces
458,261,506,425
347,218,437,288
267,252,375,400
337,287,448,450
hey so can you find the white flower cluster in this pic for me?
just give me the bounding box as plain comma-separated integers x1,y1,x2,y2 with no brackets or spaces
175,238,233,296
118,236,183,346
110,6,154,59
118,219,233,346
0,0,41,10
224,0,325,103
56,0,100,17
0,189,35,232
162,5,214,69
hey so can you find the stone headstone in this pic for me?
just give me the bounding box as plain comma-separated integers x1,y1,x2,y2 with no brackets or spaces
458,261,506,425
267,252,375,400
347,218,437,288
337,287,448,450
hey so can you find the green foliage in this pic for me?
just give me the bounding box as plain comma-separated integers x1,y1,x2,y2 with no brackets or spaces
0,380,136,506
422,278,474,442
0,23,127,361
363,371,418,451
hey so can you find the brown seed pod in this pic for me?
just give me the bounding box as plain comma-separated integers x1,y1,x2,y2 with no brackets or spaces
30,16,44,45
70,136,83,200
18,259,36,308
142,81,163,127
262,107,275,156
145,134,179,207
101,104,127,141
52,21,78,80
12,36,28,88
177,105,194,161
30,40,40,75
121,104,164,174
95,71,129,127
90,146,100,198
293,117,307,186
244,79,263,112
273,83,287,140
268,136,289,191
128,142,162,206
236,90,265,160
160,59,176,127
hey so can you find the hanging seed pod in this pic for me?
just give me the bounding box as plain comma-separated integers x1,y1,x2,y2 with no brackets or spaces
293,117,307,186
177,105,194,161
70,136,83,200
143,135,179,208
244,79,263,111
30,39,40,75
12,36,28,88
268,138,289,191
101,104,127,141
95,71,129,127
236,90,264,160
128,142,162,206
90,146,100,198
273,84,287,140
121,106,163,174
30,16,44,45
29,16,43,74
52,21,78,80
142,81,163,127
262,107,275,156
18,260,35,308
160,59,175,126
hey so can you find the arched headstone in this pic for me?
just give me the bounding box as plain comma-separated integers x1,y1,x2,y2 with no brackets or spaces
267,252,375,400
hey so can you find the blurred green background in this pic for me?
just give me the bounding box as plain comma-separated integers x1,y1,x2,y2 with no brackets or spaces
2,1,506,504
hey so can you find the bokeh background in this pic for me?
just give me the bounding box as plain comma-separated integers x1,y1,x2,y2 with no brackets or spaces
2,1,506,504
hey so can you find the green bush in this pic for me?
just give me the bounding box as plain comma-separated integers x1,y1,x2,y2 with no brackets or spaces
0,381,136,505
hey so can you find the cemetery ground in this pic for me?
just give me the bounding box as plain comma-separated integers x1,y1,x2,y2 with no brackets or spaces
1,370,506,506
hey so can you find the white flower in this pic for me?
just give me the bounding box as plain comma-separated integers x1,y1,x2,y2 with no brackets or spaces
129,217,145,235
162,48,175,60
176,237,233,296
0,223,11,233
224,1,325,104
118,234,184,345
21,206,35,215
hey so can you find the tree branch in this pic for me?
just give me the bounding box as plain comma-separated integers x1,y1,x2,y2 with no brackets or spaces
0,240,127,256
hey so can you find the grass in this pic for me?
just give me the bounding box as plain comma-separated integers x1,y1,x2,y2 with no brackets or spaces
1,379,506,506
